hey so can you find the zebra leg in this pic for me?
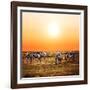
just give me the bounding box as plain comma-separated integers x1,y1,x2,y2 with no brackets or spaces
26,58,29,64
39,58,42,63
58,59,61,64
55,58,58,65
30,59,32,64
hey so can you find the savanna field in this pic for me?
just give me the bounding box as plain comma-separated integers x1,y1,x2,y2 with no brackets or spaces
22,51,79,77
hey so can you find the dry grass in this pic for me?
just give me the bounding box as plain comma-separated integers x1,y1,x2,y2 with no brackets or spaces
22,57,79,77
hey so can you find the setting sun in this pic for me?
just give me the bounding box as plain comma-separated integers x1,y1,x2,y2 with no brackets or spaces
48,22,59,38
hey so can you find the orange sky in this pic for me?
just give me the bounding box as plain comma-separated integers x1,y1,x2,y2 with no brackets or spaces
22,12,80,51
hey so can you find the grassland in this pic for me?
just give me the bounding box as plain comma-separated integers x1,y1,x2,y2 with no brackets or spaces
22,56,79,77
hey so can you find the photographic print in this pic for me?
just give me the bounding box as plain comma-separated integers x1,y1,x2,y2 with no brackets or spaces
22,11,80,78
11,1,87,89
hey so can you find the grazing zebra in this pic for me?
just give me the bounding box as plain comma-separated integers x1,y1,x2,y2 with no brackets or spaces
35,52,47,62
67,52,75,61
40,52,47,59
25,52,34,63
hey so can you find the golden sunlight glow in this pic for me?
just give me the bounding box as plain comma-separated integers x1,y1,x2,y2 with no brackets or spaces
48,22,59,38
22,12,80,51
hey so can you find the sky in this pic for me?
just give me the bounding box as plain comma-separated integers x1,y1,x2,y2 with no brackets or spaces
22,12,80,51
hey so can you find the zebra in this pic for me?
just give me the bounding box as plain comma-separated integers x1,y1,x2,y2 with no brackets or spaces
55,52,63,64
25,52,34,64
67,52,76,61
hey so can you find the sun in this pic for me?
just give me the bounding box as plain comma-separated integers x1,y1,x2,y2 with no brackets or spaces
48,22,59,38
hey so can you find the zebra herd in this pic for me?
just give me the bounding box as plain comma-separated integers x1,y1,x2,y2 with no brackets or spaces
55,52,78,64
23,51,79,64
25,52,47,63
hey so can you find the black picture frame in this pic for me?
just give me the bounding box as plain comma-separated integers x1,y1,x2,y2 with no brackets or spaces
11,1,88,89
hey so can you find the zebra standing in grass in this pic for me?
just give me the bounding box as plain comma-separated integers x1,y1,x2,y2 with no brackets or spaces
35,52,47,62
67,52,76,61
55,52,63,64
25,52,34,64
